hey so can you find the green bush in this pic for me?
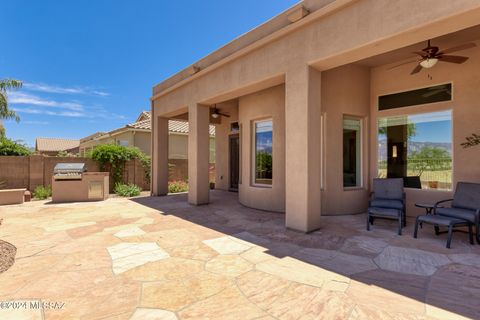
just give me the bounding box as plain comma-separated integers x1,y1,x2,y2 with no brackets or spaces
33,185,51,200
0,137,31,156
168,180,188,193
89,144,148,185
114,183,142,197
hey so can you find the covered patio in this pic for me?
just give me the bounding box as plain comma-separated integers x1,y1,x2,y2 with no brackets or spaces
0,191,479,319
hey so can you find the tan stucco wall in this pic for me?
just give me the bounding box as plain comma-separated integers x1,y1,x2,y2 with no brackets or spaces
238,85,285,212
321,64,371,215
112,132,134,147
133,131,152,155
169,134,188,159
370,45,480,217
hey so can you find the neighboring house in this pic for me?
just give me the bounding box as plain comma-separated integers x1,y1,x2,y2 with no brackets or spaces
79,111,216,161
35,138,80,156
150,0,480,233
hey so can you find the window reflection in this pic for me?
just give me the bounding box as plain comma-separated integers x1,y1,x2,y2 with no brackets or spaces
254,120,273,185
378,110,452,190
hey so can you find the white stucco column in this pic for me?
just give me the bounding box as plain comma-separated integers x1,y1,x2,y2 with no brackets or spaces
285,65,322,232
188,103,210,205
152,116,169,196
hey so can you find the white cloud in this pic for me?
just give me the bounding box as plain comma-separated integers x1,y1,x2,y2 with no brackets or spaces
13,107,86,118
23,82,109,96
9,92,84,111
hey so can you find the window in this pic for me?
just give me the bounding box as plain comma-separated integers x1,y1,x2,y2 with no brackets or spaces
117,140,129,147
253,119,272,185
378,83,452,111
343,117,362,187
378,110,452,190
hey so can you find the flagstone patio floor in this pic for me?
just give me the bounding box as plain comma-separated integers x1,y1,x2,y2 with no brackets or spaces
0,190,479,319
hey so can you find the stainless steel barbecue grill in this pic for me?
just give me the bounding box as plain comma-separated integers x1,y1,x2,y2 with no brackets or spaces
53,163,87,180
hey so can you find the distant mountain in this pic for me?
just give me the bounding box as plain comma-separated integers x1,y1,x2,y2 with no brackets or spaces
378,140,452,161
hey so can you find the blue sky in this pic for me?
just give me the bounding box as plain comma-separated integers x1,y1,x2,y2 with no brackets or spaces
1,0,298,147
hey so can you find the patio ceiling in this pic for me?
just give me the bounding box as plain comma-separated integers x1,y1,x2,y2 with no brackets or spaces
355,24,480,68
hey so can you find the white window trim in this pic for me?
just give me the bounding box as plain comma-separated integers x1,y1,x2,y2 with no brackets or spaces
251,118,273,188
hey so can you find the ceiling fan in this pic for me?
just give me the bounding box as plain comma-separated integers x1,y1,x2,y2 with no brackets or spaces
211,105,230,119
391,40,476,75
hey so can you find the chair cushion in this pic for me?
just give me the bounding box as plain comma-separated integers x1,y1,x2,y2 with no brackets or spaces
370,199,404,210
452,182,480,211
373,178,404,200
436,207,476,223
368,207,401,217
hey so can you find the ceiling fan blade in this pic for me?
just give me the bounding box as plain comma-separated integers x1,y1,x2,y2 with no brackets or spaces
410,64,423,75
439,55,469,64
439,42,476,54
387,59,419,70
218,112,230,118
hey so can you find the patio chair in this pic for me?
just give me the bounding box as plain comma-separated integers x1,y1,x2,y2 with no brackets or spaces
367,178,406,235
434,182,480,244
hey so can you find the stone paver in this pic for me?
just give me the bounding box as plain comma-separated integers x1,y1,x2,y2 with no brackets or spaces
107,242,170,274
0,190,479,319
130,308,177,320
374,246,451,276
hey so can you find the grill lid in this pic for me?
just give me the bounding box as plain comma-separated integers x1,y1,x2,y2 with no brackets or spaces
54,163,87,173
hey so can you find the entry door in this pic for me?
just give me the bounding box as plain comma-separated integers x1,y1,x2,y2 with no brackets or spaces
229,134,240,191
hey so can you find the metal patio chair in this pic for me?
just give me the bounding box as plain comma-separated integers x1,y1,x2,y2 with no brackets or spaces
434,182,480,244
367,178,406,235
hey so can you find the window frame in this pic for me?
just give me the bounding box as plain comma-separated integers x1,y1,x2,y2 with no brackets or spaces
343,115,364,189
376,109,453,191
251,118,273,188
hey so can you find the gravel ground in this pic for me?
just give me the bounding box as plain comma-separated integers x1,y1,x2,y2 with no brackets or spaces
0,240,16,274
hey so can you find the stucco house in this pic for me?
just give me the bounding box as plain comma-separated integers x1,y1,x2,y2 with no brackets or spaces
35,137,80,156
79,111,216,160
150,0,480,232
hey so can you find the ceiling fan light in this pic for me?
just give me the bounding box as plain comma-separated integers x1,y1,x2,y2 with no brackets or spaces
420,58,439,69
212,113,219,119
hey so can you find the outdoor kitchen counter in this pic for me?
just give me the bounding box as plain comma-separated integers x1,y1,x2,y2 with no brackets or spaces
51,172,109,203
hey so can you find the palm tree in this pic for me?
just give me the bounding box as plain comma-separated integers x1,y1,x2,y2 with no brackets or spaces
0,79,22,121
0,79,22,137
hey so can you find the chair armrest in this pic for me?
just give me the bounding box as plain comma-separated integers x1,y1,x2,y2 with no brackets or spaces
368,192,375,206
434,199,453,209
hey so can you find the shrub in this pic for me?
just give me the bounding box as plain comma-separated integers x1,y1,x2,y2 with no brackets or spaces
114,183,142,197
89,144,148,185
33,185,51,200
0,137,31,156
138,153,151,184
168,180,188,193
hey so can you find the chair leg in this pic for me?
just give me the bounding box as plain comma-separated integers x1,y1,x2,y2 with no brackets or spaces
476,226,480,245
414,217,419,239
366,213,370,231
468,224,474,245
398,215,402,236
446,224,453,249
434,225,440,235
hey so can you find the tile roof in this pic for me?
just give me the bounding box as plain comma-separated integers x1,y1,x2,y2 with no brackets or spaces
80,132,106,143
35,138,80,152
127,115,215,136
